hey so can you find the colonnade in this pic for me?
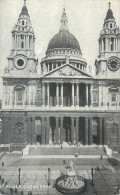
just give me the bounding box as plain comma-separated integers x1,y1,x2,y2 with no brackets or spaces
42,82,93,107
12,34,34,50
100,37,120,52
39,116,104,145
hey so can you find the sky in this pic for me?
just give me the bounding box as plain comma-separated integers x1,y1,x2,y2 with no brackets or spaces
0,0,120,99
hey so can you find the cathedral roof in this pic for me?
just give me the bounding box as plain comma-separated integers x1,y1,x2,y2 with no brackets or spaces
105,8,114,20
46,9,81,53
21,5,29,15
47,31,80,51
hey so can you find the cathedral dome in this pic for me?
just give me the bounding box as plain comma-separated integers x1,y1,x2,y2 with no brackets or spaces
47,30,80,52
46,9,81,55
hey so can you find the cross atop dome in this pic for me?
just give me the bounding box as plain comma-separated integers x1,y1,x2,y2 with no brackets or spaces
60,8,69,31
108,2,111,9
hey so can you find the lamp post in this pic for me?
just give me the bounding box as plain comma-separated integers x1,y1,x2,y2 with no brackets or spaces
91,167,94,186
18,167,21,186
48,168,51,186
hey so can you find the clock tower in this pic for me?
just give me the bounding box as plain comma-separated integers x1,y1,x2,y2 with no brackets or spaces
95,3,120,78
6,0,37,75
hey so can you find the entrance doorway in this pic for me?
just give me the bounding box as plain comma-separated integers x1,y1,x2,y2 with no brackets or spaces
36,135,41,143
64,117,71,142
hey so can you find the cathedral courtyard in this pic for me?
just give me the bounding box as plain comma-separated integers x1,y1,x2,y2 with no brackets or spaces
0,146,120,195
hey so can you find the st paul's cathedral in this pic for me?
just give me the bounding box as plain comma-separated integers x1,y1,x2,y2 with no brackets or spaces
1,1,120,151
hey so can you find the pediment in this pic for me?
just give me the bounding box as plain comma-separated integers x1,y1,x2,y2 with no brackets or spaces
43,64,91,78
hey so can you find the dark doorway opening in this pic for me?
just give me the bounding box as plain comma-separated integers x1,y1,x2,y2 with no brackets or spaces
79,83,86,106
63,83,72,106
36,135,41,143
50,117,56,142
79,117,85,144
93,136,98,144
64,117,71,142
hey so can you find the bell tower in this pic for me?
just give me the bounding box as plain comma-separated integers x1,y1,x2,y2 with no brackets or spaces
6,0,37,75
95,3,120,78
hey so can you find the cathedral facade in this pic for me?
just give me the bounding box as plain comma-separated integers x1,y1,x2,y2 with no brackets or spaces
1,1,120,151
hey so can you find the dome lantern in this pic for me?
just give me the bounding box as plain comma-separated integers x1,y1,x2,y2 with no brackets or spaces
60,8,69,31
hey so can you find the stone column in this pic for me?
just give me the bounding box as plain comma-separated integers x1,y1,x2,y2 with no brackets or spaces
28,85,31,105
10,86,13,107
102,39,103,51
15,35,17,48
72,83,74,106
46,117,50,144
60,117,64,144
24,35,26,49
41,117,46,145
28,35,30,49
99,84,102,107
114,38,115,51
12,35,14,49
75,117,79,144
86,83,88,106
27,35,29,49
61,83,63,106
23,89,26,107
56,83,59,106
55,117,59,144
85,117,88,145
47,83,50,106
118,39,120,51
89,84,93,107
106,38,108,51
56,63,58,68
14,90,17,106
71,117,74,144
103,118,107,145
76,83,79,106
99,118,103,145
17,35,19,49
42,83,46,106
89,118,92,145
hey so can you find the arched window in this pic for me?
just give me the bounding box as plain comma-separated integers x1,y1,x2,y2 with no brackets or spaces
110,124,118,145
14,85,25,105
21,42,24,48
22,20,24,25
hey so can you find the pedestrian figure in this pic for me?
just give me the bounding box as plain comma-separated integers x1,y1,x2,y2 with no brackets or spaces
10,188,13,194
2,162,4,167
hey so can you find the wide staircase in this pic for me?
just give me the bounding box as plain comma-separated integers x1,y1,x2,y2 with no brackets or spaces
28,145,106,156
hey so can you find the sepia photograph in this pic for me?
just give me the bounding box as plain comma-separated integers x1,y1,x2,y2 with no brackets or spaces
0,0,120,194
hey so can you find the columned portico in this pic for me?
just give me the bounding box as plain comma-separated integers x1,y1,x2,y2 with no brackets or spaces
42,81,93,108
